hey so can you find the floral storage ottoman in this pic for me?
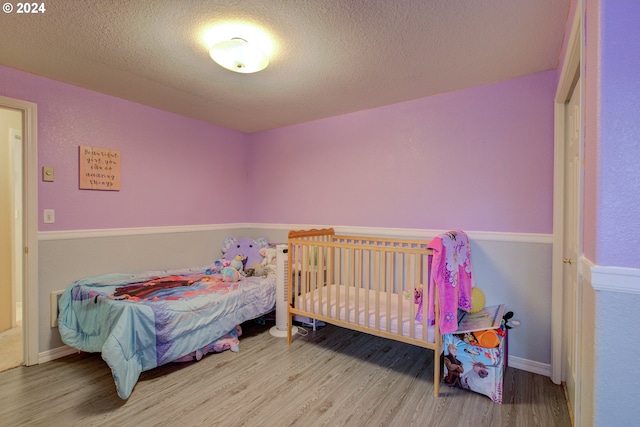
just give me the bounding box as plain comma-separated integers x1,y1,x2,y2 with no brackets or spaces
443,305,506,403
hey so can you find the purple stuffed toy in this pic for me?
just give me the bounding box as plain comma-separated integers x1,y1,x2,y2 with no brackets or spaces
221,236,269,270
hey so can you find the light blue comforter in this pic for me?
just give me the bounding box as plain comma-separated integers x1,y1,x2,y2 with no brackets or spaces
58,267,275,399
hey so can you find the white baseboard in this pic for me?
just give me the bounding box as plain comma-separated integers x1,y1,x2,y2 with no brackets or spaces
39,345,78,363
508,355,551,377
40,344,551,380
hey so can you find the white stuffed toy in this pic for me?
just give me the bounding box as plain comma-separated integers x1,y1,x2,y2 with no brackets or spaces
260,247,278,275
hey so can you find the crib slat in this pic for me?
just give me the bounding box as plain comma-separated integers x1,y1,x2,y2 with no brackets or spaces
396,251,403,337
354,247,361,327
407,253,414,339
385,251,392,334
336,246,342,320
374,250,380,331
317,243,324,317
305,244,313,314
344,247,351,322
364,249,370,329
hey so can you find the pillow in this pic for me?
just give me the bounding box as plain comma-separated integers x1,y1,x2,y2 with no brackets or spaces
221,236,269,269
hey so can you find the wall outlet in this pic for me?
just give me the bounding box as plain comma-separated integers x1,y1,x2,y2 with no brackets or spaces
44,209,55,223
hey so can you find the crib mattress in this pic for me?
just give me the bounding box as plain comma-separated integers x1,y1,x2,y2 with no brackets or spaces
296,284,435,343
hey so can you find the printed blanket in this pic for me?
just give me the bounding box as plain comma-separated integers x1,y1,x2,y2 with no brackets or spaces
58,267,275,399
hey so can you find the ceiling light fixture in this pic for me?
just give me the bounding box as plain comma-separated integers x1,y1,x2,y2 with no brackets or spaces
209,37,269,73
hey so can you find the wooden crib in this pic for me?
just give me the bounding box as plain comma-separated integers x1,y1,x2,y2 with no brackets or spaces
287,228,442,396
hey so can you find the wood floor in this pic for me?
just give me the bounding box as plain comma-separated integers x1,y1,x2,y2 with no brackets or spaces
0,323,22,372
0,321,571,427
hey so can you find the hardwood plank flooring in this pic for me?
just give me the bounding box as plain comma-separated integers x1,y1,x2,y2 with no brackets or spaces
0,323,22,372
0,322,571,427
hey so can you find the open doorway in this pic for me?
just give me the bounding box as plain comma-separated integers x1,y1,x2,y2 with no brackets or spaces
0,108,23,371
0,95,39,369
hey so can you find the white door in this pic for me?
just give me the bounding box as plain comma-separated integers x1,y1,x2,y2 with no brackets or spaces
563,75,582,421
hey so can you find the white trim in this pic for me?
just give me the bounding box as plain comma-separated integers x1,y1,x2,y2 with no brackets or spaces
580,255,595,282
38,223,249,240
508,355,551,378
38,222,553,245
0,95,39,367
591,265,640,294
250,223,552,244
551,101,566,386
39,345,78,364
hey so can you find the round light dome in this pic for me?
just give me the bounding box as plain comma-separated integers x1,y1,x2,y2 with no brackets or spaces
209,38,269,73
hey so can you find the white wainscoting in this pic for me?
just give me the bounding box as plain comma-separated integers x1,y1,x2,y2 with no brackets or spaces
248,223,554,375
39,223,553,377
581,256,640,426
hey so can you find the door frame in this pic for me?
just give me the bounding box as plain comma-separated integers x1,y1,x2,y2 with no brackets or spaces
10,127,23,329
0,95,39,366
552,0,583,418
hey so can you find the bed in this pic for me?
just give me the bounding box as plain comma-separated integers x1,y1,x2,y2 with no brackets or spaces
58,266,276,399
286,228,444,396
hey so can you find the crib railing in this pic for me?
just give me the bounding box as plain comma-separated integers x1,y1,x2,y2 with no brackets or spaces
288,229,435,345
287,228,442,397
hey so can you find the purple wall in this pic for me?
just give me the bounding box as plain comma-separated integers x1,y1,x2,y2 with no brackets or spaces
597,0,640,268
580,0,640,269
1,65,557,235
248,71,556,233
0,66,249,231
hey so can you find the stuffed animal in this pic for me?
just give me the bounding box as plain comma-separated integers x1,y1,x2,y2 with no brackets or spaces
221,236,269,270
259,247,278,275
230,255,245,271
251,263,269,278
205,258,229,275
260,247,277,266
502,311,520,329
220,267,240,282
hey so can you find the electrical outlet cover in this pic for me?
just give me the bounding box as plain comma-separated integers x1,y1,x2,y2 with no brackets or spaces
44,209,55,223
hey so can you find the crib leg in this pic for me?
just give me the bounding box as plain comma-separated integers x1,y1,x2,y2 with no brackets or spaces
287,312,293,345
434,338,441,397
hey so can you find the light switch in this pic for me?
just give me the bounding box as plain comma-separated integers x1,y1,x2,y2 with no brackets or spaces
44,209,55,224
43,166,55,182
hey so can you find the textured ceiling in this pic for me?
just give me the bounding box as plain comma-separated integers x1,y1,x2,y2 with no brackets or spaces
0,0,570,133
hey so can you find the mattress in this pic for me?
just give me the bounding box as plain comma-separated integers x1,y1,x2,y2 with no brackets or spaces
296,284,435,343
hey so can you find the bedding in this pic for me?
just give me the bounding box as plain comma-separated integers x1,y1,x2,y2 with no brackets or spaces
297,284,436,342
58,266,275,399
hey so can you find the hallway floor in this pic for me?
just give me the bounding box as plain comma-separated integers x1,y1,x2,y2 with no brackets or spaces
0,304,22,372
0,323,22,372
